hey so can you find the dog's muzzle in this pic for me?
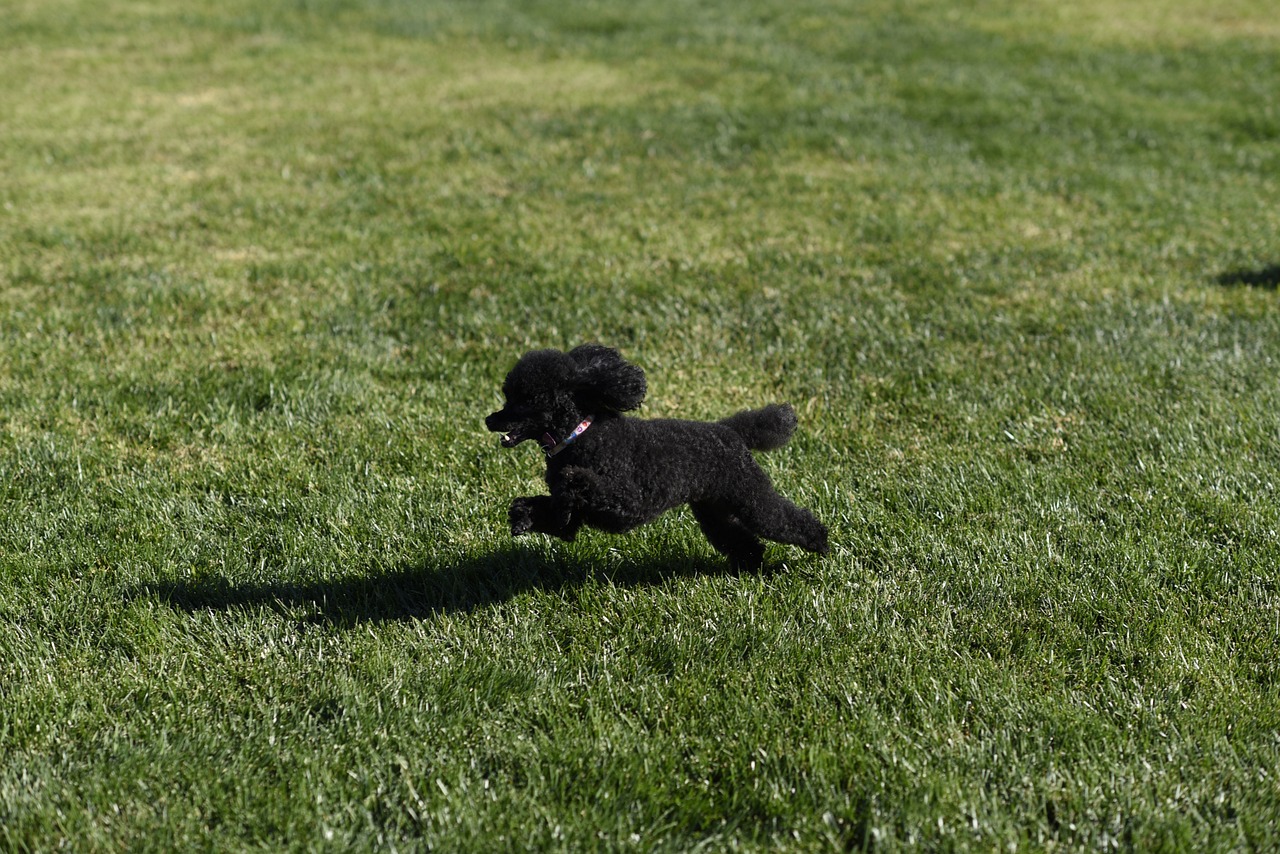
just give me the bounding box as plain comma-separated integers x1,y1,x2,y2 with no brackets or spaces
486,411,526,448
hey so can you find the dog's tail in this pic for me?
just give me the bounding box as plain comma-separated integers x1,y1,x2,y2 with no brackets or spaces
720,403,798,452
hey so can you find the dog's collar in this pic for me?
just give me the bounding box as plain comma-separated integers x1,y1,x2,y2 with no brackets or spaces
540,417,594,457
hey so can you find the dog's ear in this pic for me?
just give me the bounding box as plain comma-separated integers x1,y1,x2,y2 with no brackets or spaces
569,344,646,412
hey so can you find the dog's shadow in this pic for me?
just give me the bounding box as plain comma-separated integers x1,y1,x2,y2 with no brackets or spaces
132,544,757,626
1216,264,1280,290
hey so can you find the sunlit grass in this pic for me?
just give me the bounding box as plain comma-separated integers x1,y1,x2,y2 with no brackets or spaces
2,0,1278,850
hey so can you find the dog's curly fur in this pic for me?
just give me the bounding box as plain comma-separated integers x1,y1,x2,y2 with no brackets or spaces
485,344,829,569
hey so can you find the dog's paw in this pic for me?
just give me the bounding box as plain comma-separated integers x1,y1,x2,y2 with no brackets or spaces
508,498,536,536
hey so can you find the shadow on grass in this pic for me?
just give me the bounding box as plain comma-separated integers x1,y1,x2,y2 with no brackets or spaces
132,544,755,625
1216,265,1280,290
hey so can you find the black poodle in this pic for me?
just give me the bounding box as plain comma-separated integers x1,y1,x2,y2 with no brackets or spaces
485,344,829,570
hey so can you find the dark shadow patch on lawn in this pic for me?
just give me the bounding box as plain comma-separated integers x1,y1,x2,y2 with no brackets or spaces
1216,265,1280,290
131,544,760,625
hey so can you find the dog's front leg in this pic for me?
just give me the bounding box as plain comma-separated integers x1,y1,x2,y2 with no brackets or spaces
508,495,581,541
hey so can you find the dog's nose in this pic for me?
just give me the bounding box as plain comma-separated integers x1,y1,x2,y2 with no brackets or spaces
484,411,503,431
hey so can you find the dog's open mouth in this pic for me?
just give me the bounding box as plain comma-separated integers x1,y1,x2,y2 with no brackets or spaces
496,424,537,448
486,410,531,448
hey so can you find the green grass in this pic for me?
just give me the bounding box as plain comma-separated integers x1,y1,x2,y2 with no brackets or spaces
2,0,1279,849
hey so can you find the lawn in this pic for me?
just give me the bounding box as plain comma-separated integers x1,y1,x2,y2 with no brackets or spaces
2,0,1278,849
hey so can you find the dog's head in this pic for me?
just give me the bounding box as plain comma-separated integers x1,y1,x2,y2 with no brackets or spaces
485,344,646,450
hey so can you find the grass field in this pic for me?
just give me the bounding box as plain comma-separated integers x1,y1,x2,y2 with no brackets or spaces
2,0,1279,849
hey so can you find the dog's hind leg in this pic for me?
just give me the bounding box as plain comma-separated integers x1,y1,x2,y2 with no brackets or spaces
691,502,766,571
733,491,829,555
